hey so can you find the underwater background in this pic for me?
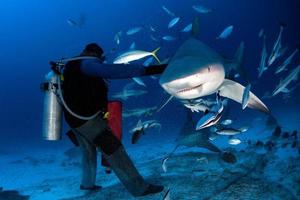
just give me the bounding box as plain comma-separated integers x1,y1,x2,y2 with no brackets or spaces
0,0,300,199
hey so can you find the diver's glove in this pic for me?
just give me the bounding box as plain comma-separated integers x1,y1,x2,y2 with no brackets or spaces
144,64,167,75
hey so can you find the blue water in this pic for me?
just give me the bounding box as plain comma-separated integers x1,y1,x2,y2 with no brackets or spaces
0,0,299,199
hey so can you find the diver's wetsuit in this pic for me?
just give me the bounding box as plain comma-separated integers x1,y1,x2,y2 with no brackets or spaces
62,57,166,196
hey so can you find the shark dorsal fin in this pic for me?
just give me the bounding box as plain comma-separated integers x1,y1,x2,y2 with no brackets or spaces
191,17,200,38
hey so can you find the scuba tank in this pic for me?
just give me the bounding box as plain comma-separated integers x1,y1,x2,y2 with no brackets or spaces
41,62,63,141
41,56,104,141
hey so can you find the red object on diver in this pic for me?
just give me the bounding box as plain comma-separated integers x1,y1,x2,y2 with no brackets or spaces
101,101,122,169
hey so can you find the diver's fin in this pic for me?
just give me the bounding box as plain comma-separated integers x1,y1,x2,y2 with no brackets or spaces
191,17,200,38
218,79,270,114
151,47,161,64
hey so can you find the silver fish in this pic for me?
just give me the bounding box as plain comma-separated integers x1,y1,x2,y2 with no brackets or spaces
168,17,180,29
242,84,251,110
162,5,175,17
196,102,224,130
258,35,268,77
275,48,299,74
132,77,146,87
258,28,264,38
216,127,246,136
112,89,147,100
181,23,192,32
221,119,233,125
129,42,136,50
143,57,154,66
228,138,241,145
268,23,287,66
126,27,142,35
162,36,176,41
122,107,157,118
192,5,212,13
216,25,234,39
113,47,161,64
272,65,300,96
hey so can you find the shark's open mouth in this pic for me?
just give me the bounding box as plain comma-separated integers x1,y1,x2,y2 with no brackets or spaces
176,84,203,94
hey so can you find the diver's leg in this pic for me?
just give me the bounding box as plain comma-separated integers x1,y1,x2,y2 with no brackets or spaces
94,128,164,197
74,130,98,189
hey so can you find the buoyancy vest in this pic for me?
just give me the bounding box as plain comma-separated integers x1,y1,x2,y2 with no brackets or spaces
62,60,108,128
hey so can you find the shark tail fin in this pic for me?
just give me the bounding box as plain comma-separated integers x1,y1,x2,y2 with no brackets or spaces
191,17,200,38
151,47,161,64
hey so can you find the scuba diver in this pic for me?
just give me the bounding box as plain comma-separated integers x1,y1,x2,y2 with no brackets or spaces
60,43,167,197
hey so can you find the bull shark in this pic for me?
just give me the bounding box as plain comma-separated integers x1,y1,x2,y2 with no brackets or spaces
176,110,222,153
272,65,300,96
159,38,269,114
162,109,237,164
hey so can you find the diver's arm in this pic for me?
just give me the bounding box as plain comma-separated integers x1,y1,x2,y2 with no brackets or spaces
81,59,167,79
144,64,167,75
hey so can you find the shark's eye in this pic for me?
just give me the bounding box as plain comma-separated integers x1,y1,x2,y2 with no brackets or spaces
207,66,211,72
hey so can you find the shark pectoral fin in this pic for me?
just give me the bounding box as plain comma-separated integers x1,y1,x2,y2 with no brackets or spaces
218,79,270,114
199,141,221,153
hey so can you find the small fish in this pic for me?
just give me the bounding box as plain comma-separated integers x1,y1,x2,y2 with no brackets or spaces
181,23,192,32
192,5,212,13
275,47,299,74
150,35,159,42
216,25,234,39
183,103,210,113
239,126,249,132
132,77,146,87
162,5,175,17
258,28,264,38
196,103,224,130
221,119,233,126
143,57,154,66
168,17,180,29
163,188,171,200
242,84,251,110
162,157,168,172
126,27,142,35
150,26,156,32
114,34,120,45
122,106,157,118
129,42,136,50
228,138,241,145
268,22,287,66
67,14,85,28
258,35,268,77
67,19,78,27
112,89,147,100
196,157,208,164
216,127,246,136
162,36,176,41
272,65,300,96
113,47,161,64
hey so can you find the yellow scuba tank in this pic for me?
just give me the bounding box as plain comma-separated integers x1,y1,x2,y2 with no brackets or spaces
41,62,63,141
